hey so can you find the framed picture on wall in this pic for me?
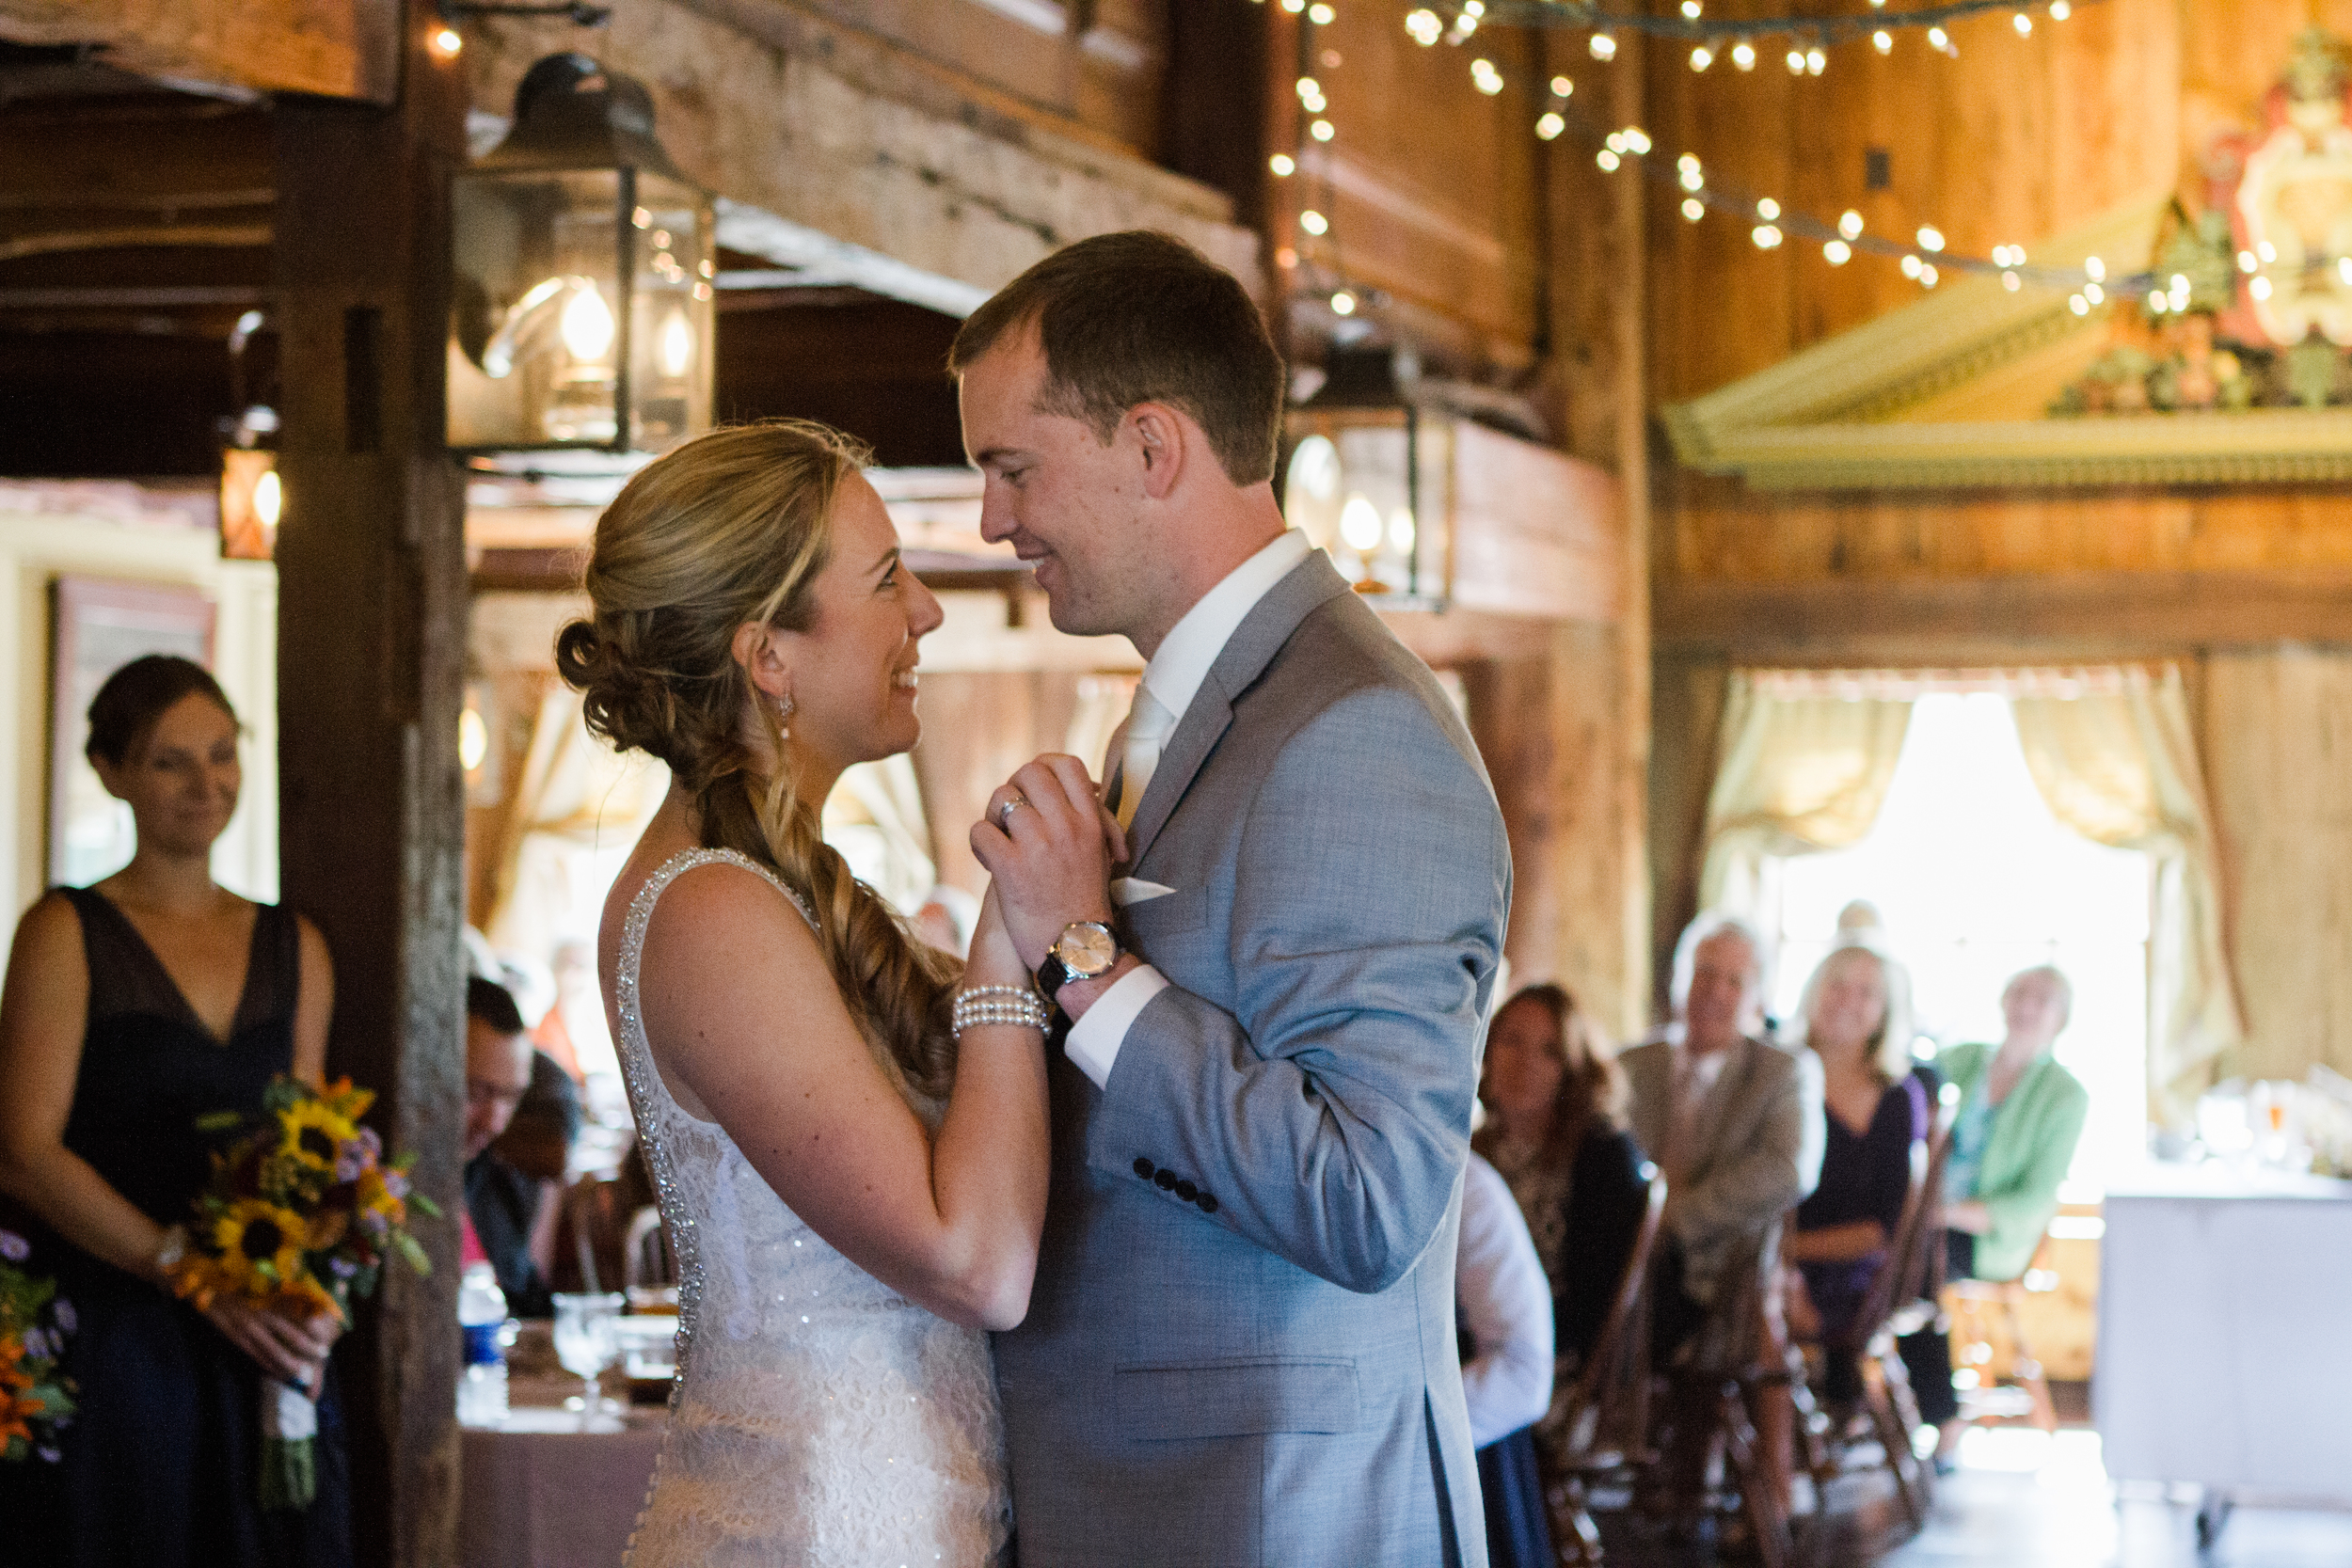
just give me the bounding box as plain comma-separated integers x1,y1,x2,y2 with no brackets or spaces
49,577,217,890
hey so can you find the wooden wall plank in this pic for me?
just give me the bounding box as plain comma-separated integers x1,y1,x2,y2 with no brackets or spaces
0,0,398,102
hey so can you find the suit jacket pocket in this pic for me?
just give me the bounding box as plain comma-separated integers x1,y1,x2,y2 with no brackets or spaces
1114,1356,1363,1441
1122,881,1209,940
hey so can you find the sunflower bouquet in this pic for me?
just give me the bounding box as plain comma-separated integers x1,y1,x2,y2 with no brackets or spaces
167,1075,435,1510
0,1227,76,1463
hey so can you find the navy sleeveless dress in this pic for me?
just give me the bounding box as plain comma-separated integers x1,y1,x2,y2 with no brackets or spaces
5,888,353,1568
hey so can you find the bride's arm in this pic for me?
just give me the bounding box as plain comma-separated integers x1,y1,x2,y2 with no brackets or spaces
634,864,1048,1330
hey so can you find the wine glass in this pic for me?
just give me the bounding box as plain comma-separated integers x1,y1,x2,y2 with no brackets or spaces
551,1291,625,1428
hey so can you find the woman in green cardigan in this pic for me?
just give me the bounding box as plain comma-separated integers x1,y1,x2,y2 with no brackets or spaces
1900,964,2090,1466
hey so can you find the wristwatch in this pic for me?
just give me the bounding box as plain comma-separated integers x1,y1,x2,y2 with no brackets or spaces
1035,920,1121,1003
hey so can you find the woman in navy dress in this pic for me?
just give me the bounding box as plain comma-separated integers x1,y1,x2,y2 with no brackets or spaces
0,655,351,1567
1783,942,1936,1415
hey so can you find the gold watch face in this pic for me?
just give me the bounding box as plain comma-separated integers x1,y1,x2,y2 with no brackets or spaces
1055,921,1119,977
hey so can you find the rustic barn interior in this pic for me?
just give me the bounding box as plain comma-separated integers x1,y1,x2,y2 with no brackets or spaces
1,1,2348,1564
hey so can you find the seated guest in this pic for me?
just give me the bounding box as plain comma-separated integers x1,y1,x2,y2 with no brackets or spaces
1622,912,1824,1364
1474,983,1649,1373
1783,942,1937,1411
464,976,578,1317
1456,1148,1555,1568
1901,964,2088,1466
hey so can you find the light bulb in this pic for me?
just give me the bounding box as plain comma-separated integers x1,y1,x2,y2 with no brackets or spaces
1596,149,1621,171
1679,164,1705,192
1807,47,1826,74
560,284,615,361
1681,0,1703,15
1691,45,1713,71
1271,153,1296,177
1296,76,1321,102
1340,493,1384,553
1551,75,1573,97
1624,127,1651,153
2258,240,2278,263
1918,263,1938,287
1590,32,1616,59
2238,250,2257,273
2002,270,2021,291
1536,112,1565,140
1471,59,1503,94
2070,293,2090,315
429,26,463,59
1308,0,1334,21
1311,119,1335,139
1786,47,1806,74
2249,276,2273,301
1299,210,1329,235
2050,0,2071,16
2084,256,2106,281
2083,283,2104,306
1838,210,1864,241
1606,132,1626,153
1928,25,1951,52
1753,225,1783,249
659,310,695,378
1389,508,1416,552
1682,198,1707,222
1732,39,1756,70
1900,254,1922,278
1824,239,1851,264
1873,29,1893,53
1756,198,1781,220
1916,227,1945,251
2170,273,2190,294
459,707,487,773
2148,291,2169,313
252,468,281,531
1406,9,1442,46
2014,10,2032,35
1330,291,1357,316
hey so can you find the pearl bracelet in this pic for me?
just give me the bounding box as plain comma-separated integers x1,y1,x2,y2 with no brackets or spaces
952,984,1049,1038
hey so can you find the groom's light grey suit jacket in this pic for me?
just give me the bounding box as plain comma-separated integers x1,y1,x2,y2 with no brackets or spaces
994,549,1511,1568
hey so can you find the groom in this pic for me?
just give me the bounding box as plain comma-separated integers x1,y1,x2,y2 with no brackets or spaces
961,231,1511,1568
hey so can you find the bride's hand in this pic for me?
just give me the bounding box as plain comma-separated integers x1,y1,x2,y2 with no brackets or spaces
966,883,1029,990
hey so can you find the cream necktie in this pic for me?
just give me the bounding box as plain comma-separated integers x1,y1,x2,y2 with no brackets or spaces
1116,685,1176,832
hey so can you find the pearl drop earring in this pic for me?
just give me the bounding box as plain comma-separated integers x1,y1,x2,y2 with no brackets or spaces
773,690,794,735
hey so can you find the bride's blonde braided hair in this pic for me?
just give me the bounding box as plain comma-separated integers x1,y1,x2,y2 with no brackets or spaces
554,420,957,1102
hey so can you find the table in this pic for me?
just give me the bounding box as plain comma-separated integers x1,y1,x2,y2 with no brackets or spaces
458,1374,665,1568
2096,1162,2352,1542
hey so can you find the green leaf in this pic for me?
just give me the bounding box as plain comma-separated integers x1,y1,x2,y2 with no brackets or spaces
194,1110,247,1133
408,1194,442,1219
390,1230,431,1277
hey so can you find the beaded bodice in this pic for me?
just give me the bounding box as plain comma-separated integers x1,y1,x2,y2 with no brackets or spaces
615,848,1011,1567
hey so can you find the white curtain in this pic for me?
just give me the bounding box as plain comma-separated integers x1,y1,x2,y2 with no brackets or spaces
822,755,936,918
485,687,671,961
1696,671,1915,915
2010,666,2244,1121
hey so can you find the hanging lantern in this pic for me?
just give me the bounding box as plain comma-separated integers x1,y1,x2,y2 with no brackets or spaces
1282,346,1451,605
448,54,715,455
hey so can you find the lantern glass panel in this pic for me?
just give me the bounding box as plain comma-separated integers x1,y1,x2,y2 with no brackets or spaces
626,172,713,452
449,166,629,451
1283,408,1450,600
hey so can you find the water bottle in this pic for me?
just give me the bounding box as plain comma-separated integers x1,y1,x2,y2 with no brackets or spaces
456,1261,509,1427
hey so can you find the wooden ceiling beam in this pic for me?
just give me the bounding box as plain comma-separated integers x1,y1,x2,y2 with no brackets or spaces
0,0,398,103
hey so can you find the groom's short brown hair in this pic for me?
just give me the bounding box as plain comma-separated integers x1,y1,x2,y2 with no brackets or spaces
948,230,1284,486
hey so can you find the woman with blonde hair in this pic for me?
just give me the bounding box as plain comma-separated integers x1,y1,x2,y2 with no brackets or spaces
1783,940,1937,1412
559,420,1102,1564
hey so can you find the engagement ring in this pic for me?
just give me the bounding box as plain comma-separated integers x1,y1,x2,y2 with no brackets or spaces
995,793,1029,828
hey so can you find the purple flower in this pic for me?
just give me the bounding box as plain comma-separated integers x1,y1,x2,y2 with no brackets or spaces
0,1229,27,1262
51,1299,75,1334
20,1328,51,1360
382,1169,409,1200
37,1447,59,1464
328,1256,358,1279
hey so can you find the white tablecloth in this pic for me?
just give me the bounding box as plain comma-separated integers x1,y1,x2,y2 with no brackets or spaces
2095,1162,2352,1503
459,1403,663,1568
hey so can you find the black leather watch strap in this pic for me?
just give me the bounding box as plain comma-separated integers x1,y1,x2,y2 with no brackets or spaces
1035,952,1075,1002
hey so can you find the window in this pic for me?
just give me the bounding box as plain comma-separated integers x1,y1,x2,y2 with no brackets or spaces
1762,692,2150,1187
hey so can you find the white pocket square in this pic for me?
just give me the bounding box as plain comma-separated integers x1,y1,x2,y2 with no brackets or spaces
1111,878,1178,906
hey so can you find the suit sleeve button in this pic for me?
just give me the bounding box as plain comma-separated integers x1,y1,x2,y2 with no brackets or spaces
1174,1180,1198,1201
1154,1170,1178,1191
1134,1157,1155,1180
1196,1193,1218,1213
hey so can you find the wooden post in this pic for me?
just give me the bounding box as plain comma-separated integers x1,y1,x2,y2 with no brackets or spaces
272,8,469,1566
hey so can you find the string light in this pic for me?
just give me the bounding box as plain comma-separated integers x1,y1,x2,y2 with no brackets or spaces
1682,0,1703,14
1786,45,1806,73
1470,57,1504,93
1597,148,1620,170
2003,270,2021,290
1918,262,1939,287
2071,293,2090,315
1462,0,2101,48
1917,226,1945,251
1536,111,1565,139
1691,44,1714,70
1330,290,1358,314
1406,8,1443,45
2250,276,2276,301
1299,210,1328,235
1754,224,1784,249
1270,152,1295,176
1806,44,1826,73
1311,119,1336,139
429,25,463,58
1824,239,1851,264
1927,25,1954,54
1756,197,1782,220
1873,29,1893,52
1307,1,1334,21
1551,75,1573,96
1683,198,1707,221
1901,254,1923,277
1838,211,1865,241
2012,9,2031,34
2083,282,2104,304
2051,1,2071,16
2085,256,2106,281
1590,31,1617,59
1732,38,1756,69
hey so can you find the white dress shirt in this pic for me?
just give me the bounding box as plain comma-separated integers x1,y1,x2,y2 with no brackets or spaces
1455,1150,1556,1449
1061,529,1313,1090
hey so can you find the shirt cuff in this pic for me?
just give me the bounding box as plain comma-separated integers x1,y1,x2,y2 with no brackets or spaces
1062,963,1169,1090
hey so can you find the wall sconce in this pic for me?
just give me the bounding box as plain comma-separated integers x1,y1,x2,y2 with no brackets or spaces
1282,346,1450,605
448,53,715,455
219,394,280,561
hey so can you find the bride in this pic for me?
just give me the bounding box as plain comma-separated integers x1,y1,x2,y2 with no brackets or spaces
555,420,1103,1565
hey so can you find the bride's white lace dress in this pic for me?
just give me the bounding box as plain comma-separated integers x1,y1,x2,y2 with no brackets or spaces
614,848,1013,1566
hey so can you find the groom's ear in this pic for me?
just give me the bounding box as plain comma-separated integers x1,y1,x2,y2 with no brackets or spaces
1128,404,1187,500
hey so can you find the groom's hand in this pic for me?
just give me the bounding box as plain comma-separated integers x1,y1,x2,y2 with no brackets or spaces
972,753,1119,971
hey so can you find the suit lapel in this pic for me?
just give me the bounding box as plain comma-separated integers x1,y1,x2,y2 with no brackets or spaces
1689,1037,1758,1182
1121,551,1353,866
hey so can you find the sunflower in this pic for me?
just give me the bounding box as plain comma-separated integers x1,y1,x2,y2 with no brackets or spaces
277,1100,358,1175
210,1198,310,1293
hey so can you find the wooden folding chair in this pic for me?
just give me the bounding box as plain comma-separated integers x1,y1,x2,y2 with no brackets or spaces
1538,1167,1668,1565
1646,1231,1797,1568
1948,1232,2061,1434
